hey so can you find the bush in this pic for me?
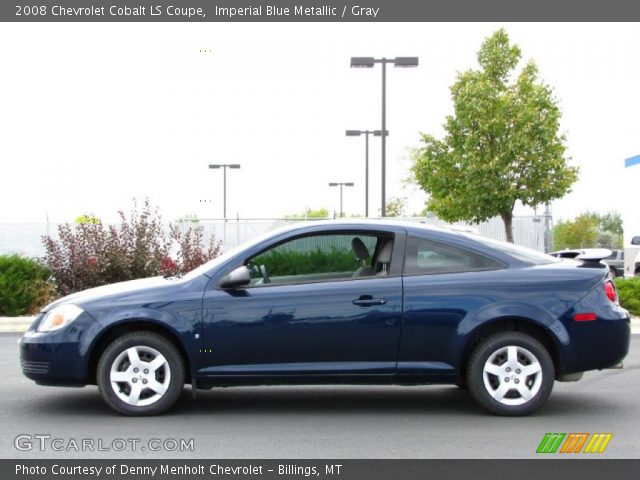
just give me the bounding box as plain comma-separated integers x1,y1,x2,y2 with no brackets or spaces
615,277,640,317
254,248,358,277
42,199,222,296
0,255,55,316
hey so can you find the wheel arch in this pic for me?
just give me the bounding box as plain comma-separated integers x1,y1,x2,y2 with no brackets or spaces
458,316,563,381
88,320,192,385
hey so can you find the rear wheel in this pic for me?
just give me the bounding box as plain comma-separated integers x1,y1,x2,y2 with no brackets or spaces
466,332,554,416
97,331,185,416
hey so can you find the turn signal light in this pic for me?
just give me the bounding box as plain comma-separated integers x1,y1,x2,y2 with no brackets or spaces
51,313,65,327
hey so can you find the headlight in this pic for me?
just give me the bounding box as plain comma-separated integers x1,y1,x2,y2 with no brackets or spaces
37,304,84,332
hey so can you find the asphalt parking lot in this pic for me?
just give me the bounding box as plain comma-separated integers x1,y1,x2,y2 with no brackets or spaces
2,333,638,459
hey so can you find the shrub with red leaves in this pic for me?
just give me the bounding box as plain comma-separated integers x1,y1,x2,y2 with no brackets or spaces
42,199,221,296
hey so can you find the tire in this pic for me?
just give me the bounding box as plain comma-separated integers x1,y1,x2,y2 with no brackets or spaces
466,331,554,416
97,331,185,416
609,266,618,278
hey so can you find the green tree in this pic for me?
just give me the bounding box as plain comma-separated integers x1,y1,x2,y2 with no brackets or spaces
75,214,100,224
384,197,407,217
590,211,623,249
410,29,578,242
553,214,598,250
176,213,200,224
593,211,623,236
285,207,329,219
553,211,623,250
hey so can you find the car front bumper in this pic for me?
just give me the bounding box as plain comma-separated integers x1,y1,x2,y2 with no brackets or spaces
19,312,100,387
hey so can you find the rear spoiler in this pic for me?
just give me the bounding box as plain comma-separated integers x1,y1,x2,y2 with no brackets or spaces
575,248,612,268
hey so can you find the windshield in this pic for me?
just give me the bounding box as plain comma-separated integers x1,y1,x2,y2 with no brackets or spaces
463,233,559,265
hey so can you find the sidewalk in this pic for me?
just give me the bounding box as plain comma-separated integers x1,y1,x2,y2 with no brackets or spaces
2,315,640,334
0,316,35,332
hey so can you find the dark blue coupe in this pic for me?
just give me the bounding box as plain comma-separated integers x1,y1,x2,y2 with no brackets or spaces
20,221,630,416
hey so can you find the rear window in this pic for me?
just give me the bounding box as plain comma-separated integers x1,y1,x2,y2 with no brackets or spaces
464,234,559,265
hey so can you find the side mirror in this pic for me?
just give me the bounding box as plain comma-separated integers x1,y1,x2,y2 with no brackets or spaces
632,236,640,246
219,266,251,289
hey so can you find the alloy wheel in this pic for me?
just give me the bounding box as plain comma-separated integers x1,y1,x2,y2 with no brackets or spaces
109,345,171,407
482,345,543,406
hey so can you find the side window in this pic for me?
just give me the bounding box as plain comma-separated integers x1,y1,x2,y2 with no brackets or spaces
247,233,381,286
404,236,502,275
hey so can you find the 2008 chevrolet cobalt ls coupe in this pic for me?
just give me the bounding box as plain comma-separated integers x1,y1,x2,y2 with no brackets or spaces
20,221,630,416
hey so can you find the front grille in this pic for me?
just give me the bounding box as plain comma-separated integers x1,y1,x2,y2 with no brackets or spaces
21,359,50,374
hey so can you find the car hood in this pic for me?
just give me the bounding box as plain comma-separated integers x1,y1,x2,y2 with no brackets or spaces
43,276,176,312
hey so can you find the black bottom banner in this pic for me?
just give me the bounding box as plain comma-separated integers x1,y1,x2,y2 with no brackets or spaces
3,459,639,480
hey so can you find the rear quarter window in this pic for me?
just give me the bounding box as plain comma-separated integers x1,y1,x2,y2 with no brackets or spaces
404,236,504,275
464,234,559,266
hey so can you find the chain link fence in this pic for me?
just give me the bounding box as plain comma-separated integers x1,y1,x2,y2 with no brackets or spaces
0,214,550,258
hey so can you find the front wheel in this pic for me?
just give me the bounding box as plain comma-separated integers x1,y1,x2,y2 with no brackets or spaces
466,332,554,416
97,331,185,416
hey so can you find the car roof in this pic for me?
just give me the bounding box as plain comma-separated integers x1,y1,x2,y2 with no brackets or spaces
275,219,477,236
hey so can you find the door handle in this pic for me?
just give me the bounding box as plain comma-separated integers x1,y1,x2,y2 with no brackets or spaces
352,295,387,307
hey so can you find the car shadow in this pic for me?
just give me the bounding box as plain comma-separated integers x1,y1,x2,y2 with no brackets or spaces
174,385,482,416
20,385,480,418
18,384,622,419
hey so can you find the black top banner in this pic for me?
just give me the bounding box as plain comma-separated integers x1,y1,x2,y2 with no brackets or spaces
3,0,640,22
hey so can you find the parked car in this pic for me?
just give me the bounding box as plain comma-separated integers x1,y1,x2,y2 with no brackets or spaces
549,248,622,276
602,250,624,277
20,221,630,416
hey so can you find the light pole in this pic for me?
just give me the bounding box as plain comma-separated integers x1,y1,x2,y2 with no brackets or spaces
208,163,240,220
346,129,388,217
544,203,552,253
328,182,354,218
350,56,418,217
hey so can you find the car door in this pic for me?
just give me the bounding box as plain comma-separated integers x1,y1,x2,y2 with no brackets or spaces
199,230,405,377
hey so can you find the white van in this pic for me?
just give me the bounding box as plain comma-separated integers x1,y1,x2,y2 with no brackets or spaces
624,235,640,277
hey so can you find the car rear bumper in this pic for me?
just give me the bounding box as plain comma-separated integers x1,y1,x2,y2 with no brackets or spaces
560,316,630,375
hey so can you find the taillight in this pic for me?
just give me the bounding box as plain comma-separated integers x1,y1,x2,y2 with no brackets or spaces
604,280,617,303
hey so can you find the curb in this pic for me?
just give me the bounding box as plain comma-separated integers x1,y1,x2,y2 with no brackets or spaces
1,316,639,334
0,316,35,333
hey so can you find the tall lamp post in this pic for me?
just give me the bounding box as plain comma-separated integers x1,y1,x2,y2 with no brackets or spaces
208,163,241,220
345,129,388,217
350,56,418,217
328,182,354,218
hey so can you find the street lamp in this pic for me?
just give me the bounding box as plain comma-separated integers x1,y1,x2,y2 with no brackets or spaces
345,129,388,217
208,163,241,220
350,56,418,217
328,182,354,218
